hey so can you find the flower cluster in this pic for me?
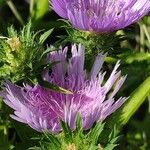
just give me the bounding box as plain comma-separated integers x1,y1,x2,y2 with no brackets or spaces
0,44,127,133
51,0,150,32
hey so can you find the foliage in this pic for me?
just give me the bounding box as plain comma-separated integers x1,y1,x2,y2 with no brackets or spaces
29,117,119,150
0,22,44,83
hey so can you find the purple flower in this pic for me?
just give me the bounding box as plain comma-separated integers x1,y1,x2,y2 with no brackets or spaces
51,0,150,32
0,44,127,133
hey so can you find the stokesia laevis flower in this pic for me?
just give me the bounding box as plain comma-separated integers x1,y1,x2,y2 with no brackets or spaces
51,0,150,32
0,44,127,133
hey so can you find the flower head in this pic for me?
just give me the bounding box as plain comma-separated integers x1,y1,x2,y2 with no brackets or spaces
51,0,150,32
0,44,127,133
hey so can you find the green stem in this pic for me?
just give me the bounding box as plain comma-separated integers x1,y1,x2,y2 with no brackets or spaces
7,0,24,25
30,0,35,18
140,24,144,52
143,24,150,45
148,95,150,113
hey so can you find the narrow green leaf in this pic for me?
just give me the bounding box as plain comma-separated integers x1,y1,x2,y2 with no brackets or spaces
7,0,24,25
89,122,104,144
39,28,54,44
75,114,83,133
120,52,150,64
88,145,98,150
43,132,61,147
108,76,150,132
105,52,150,65
103,144,118,150
33,0,49,20
40,47,57,59
60,120,73,143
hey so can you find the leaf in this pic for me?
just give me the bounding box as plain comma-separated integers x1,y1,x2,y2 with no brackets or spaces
108,76,150,133
43,132,61,147
75,114,83,133
103,132,119,150
120,52,150,64
60,120,73,143
39,28,54,44
89,122,104,144
105,52,150,64
31,0,49,21
88,145,99,150
40,47,57,59
103,144,118,150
